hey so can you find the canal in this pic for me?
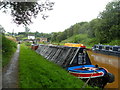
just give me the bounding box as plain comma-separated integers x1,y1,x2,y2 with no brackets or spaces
87,50,119,88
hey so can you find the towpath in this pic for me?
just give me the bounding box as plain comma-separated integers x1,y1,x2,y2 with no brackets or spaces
2,44,20,88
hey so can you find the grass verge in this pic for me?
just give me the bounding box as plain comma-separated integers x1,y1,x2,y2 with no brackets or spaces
2,35,17,67
19,44,94,88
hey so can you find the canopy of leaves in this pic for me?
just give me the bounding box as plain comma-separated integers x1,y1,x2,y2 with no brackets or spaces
0,1,54,25
97,0,120,43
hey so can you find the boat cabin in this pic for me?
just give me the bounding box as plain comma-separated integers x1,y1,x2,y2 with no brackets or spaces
92,45,120,57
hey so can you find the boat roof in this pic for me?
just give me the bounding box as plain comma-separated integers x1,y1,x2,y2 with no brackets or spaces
94,45,120,48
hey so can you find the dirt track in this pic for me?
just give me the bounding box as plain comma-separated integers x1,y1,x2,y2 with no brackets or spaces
2,44,20,88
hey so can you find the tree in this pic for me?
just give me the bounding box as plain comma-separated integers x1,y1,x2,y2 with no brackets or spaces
87,19,101,38
0,1,54,25
77,22,89,34
97,0,120,43
25,26,30,36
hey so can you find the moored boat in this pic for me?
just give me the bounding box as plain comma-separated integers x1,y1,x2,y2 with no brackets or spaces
92,45,120,57
67,65,108,78
67,65,114,88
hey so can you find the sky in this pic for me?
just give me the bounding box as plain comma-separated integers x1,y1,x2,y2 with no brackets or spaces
0,0,114,33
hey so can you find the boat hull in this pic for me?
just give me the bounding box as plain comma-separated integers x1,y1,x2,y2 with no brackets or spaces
69,71,104,78
67,65,112,88
67,65,107,79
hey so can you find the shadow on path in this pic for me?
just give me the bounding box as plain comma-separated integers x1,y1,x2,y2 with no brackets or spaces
2,44,20,88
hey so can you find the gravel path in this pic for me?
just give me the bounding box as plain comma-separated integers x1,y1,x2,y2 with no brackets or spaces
2,44,20,88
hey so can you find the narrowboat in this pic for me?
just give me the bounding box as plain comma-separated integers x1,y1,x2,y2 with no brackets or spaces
92,45,120,57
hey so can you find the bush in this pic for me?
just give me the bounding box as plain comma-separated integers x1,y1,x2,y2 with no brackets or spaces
109,40,120,46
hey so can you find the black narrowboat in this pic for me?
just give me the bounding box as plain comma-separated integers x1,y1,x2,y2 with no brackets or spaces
36,44,115,88
92,45,120,57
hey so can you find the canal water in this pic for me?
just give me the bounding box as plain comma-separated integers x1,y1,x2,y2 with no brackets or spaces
87,50,120,88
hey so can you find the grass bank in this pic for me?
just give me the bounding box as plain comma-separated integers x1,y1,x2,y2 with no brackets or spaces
19,44,94,88
61,34,120,49
2,35,17,67
60,34,98,49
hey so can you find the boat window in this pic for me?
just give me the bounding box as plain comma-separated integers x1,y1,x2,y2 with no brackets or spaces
96,46,99,49
113,47,118,51
102,46,106,50
78,52,86,64
106,47,109,50
94,46,96,48
109,47,113,51
99,46,102,49
118,48,120,52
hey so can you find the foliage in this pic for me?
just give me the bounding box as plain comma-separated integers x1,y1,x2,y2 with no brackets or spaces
0,1,54,25
2,35,17,67
61,34,87,43
19,44,93,88
25,26,30,37
51,1,120,46
1,1,120,47
51,22,88,43
97,1,120,43
15,31,52,41
103,40,120,46
81,38,99,47
24,42,32,46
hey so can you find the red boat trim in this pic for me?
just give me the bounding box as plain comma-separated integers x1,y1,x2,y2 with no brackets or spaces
69,71,104,78
74,68,83,70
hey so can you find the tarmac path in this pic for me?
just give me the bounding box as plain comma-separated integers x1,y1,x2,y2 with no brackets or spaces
2,44,20,88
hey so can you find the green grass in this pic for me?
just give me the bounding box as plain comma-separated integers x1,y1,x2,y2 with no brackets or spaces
61,34,88,43
24,42,32,46
2,35,17,67
60,33,120,48
19,44,94,88
103,40,120,46
60,34,97,49
2,48,16,67
61,34,97,47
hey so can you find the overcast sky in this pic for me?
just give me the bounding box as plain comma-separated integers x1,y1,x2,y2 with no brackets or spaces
0,0,113,33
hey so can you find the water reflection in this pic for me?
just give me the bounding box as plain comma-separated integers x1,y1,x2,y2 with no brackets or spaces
87,50,119,88
91,54,118,68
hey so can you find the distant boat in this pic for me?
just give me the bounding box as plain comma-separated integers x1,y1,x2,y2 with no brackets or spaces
92,45,120,57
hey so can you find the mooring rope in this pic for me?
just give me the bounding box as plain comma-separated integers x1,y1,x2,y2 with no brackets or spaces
82,70,98,88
